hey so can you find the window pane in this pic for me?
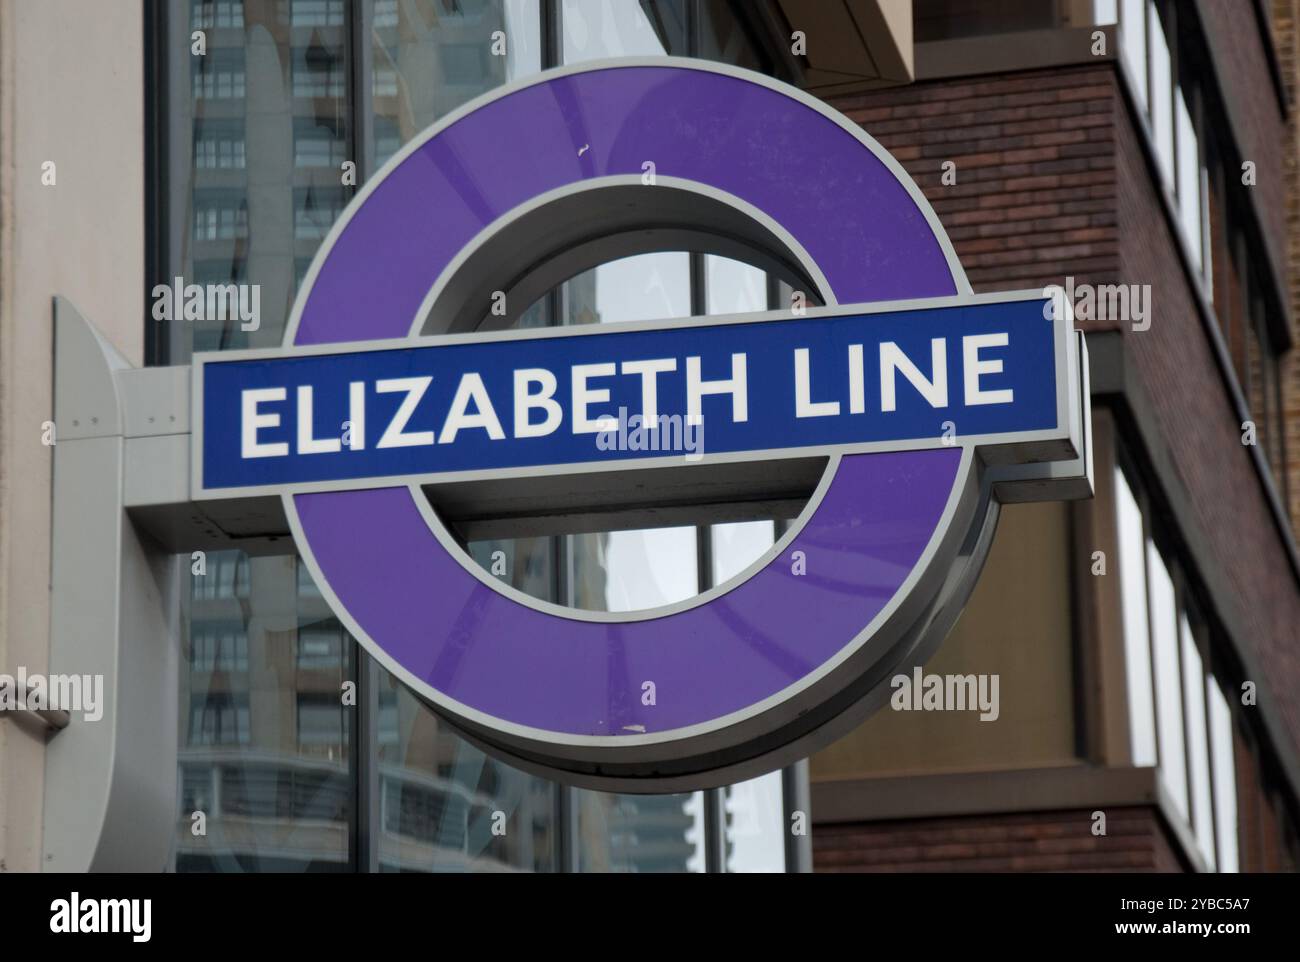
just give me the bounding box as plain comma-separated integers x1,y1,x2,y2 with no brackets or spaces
1147,542,1188,820
374,662,559,872
1208,678,1239,872
712,520,776,586
706,254,767,315
563,252,698,612
569,252,692,325
370,0,541,169
726,771,786,872
576,790,706,872
164,0,351,360
1147,1,1174,185
1120,0,1147,114
566,526,700,613
467,537,557,601
297,694,345,749
1175,89,1203,270
696,0,768,71
193,0,246,30
1114,466,1158,765
1180,616,1215,867
562,0,686,63
177,552,353,871
1201,163,1213,297
705,257,778,587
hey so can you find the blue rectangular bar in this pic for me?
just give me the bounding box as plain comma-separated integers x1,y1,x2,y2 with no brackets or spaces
197,296,1059,492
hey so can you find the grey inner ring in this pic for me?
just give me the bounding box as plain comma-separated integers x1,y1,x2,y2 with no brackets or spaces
412,178,829,336
405,175,837,546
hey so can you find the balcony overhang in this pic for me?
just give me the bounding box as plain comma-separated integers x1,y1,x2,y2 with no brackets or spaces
754,0,913,96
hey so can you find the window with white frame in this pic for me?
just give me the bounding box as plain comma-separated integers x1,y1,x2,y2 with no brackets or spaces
1114,464,1158,766
1147,1,1174,186
1123,3,1212,294
1147,540,1188,821
1114,458,1243,870
1175,88,1203,271
1119,0,1147,114
1207,677,1239,871
1181,613,1215,867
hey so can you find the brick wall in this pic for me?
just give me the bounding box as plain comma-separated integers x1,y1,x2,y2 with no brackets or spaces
814,808,1186,872
1114,85,1300,770
825,59,1300,777
1270,0,1300,551
833,65,1119,296
1199,1,1290,264
817,58,1299,872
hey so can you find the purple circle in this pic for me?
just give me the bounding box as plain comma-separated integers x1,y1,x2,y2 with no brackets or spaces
289,63,962,740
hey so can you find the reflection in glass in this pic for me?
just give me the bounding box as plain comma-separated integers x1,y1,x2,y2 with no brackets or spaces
165,0,801,868
566,252,692,325
577,790,706,873
726,771,785,872
177,552,353,871
560,251,699,612
370,0,542,168
696,0,768,71
706,253,767,315
375,665,559,872
165,0,351,359
712,520,776,587
562,0,768,72
565,525,701,615
467,537,556,601
562,0,683,62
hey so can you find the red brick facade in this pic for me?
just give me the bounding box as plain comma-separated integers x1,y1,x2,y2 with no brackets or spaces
815,808,1185,872
1271,0,1300,551
814,50,1299,872
829,60,1300,752
831,66,1118,298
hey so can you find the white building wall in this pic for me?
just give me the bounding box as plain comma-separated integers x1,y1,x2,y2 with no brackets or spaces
0,0,143,871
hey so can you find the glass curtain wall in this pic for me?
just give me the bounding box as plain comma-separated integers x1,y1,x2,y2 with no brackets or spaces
157,0,798,872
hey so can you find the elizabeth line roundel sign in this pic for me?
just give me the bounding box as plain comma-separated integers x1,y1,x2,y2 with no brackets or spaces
191,59,1091,790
